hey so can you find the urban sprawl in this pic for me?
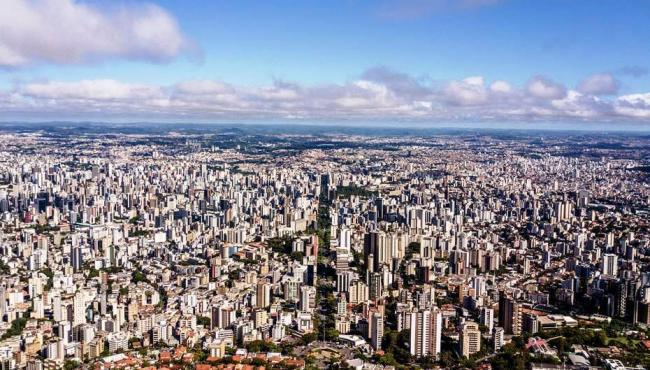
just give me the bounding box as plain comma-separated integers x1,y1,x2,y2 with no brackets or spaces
0,126,649,370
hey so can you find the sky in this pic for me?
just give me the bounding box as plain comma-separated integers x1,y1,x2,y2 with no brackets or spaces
1,0,650,127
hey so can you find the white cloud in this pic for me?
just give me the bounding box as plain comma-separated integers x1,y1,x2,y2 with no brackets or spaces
463,76,484,86
0,0,192,67
550,90,606,118
526,76,566,99
443,77,488,106
2,69,650,122
333,80,397,109
174,81,234,96
253,86,300,101
489,80,512,93
23,80,164,101
614,93,650,118
577,73,619,95
361,67,432,98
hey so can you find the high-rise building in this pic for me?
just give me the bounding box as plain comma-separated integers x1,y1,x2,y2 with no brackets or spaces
211,304,234,329
370,312,384,350
409,308,442,359
256,281,271,308
337,295,348,316
637,302,650,325
522,258,531,275
349,280,369,304
337,271,353,293
369,272,382,301
493,327,505,351
498,294,522,335
522,313,539,334
460,321,481,358
299,285,317,313
71,246,83,272
336,247,350,271
409,309,431,358
73,291,86,326
602,253,618,277
479,307,494,333
339,228,351,250
471,276,486,297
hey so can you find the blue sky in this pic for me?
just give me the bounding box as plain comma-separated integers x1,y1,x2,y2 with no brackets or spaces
1,0,650,125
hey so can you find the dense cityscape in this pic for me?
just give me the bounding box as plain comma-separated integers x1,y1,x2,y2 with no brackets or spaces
2,0,650,368
0,124,648,370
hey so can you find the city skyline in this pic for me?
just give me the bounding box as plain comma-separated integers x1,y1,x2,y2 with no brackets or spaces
3,3,650,369
1,0,650,126
0,126,649,370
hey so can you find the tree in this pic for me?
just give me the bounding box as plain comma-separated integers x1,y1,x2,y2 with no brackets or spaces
439,352,454,368
63,360,79,370
128,337,140,346
555,337,567,353
405,242,420,259
41,268,54,290
460,357,476,369
416,354,436,368
197,316,211,327
1,317,28,340
325,328,340,340
381,329,412,364
595,330,608,346
132,270,149,284
245,340,279,353
491,343,528,370
378,352,398,366
0,260,10,274
194,347,208,362
302,332,318,345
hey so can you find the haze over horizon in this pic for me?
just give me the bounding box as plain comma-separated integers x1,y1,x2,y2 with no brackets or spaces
1,0,650,127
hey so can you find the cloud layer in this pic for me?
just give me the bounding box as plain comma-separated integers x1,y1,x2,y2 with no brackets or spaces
1,70,648,122
0,0,191,67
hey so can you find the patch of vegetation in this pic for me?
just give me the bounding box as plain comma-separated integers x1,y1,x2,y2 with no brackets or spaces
132,270,150,284
1,317,28,340
380,328,412,367
267,235,295,255
197,316,211,327
245,339,280,353
336,185,378,199
0,260,10,274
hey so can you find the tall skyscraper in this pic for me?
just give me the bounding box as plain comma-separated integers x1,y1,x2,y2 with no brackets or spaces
369,272,382,301
349,280,369,304
601,253,618,277
256,281,271,308
73,291,86,326
498,294,522,335
71,246,83,272
409,308,442,359
339,228,351,250
299,285,317,313
460,321,481,358
479,307,494,333
370,312,384,350
493,327,505,351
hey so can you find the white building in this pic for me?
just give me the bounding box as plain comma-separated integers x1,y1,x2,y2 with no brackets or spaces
409,308,442,358
601,253,618,277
